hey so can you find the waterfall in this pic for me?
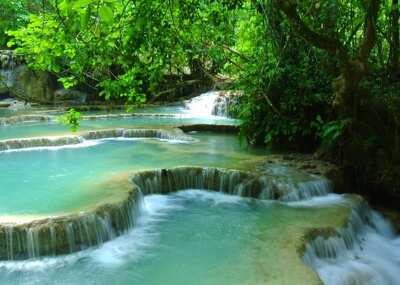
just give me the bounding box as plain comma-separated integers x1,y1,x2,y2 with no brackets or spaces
0,128,194,152
82,128,193,142
131,167,332,202
0,113,190,126
131,167,264,197
0,51,23,95
258,176,332,202
213,93,232,117
0,51,22,70
0,70,14,90
184,91,235,117
0,190,141,260
303,200,400,285
280,179,332,201
0,166,338,261
0,136,84,151
0,115,54,126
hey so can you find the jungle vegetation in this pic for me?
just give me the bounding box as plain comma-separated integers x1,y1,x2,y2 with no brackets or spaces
1,0,399,202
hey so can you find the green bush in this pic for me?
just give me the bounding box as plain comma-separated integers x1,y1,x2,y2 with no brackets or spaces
58,108,82,132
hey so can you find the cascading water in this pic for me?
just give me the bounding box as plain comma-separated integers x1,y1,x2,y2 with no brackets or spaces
0,128,194,152
131,167,261,196
131,167,336,203
0,189,341,285
0,50,22,70
258,175,332,201
0,190,141,260
0,70,14,90
184,91,235,117
1,99,400,284
0,50,22,94
303,200,400,285
0,165,337,261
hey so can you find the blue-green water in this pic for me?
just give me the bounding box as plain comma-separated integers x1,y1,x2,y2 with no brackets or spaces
0,133,264,215
0,190,347,285
0,116,238,140
0,108,33,117
79,104,187,115
1,94,399,285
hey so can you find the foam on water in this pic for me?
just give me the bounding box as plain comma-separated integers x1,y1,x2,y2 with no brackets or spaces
89,194,183,267
0,193,181,271
184,91,231,118
0,137,192,153
0,190,249,275
0,140,101,153
1,188,400,284
316,233,400,285
174,189,247,205
304,207,400,285
184,92,219,117
286,194,346,207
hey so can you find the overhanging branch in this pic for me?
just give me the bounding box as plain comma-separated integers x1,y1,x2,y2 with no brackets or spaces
273,0,343,54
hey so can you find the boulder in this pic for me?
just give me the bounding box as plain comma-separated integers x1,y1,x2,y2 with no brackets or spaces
0,65,55,103
9,65,54,103
54,88,87,104
1,51,55,103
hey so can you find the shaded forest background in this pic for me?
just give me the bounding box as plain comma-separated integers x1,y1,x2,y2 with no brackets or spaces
0,0,399,203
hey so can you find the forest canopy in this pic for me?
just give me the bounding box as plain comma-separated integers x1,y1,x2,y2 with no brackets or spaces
1,0,399,197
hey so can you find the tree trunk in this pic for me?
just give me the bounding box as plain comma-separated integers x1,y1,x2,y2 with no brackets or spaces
389,0,399,80
273,0,380,118
333,57,368,117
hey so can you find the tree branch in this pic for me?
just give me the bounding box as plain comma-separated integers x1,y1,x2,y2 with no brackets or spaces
223,44,250,62
273,0,343,54
358,0,381,62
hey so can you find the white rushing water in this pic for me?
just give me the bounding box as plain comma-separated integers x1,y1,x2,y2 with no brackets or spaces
184,91,231,117
0,190,255,279
0,193,178,271
0,187,400,285
0,138,190,153
303,203,400,285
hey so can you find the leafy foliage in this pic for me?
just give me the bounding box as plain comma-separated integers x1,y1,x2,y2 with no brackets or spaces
8,0,239,104
316,118,352,147
58,108,82,132
0,1,38,47
227,3,335,150
4,0,400,197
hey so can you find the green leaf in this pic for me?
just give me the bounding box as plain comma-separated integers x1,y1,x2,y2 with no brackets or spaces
73,0,93,10
80,8,91,29
99,6,114,25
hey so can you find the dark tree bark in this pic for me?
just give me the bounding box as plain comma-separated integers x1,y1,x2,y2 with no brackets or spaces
273,0,380,118
389,0,399,80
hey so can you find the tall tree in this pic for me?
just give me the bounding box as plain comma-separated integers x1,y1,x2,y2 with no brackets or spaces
273,0,381,117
